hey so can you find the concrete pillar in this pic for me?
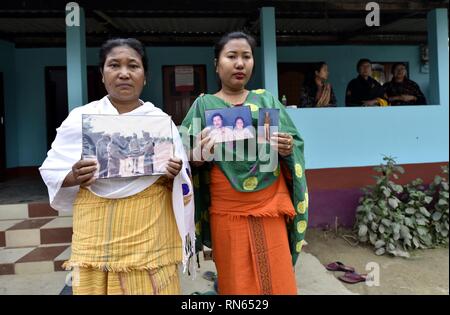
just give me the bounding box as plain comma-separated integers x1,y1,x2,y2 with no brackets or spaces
427,8,449,106
260,7,279,99
66,4,88,110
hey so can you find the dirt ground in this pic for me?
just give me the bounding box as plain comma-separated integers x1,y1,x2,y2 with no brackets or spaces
304,228,449,295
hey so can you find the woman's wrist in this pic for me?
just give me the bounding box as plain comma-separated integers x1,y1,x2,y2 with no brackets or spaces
189,149,205,167
62,171,76,187
191,160,205,167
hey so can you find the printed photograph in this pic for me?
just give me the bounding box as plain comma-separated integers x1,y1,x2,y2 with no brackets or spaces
257,108,280,143
205,106,254,143
82,114,173,178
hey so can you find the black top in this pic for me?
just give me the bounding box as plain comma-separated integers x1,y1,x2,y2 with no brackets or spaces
345,75,385,106
383,79,427,105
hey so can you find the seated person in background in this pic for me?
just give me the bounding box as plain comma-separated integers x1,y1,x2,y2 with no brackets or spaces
299,62,336,107
345,58,386,106
383,62,427,105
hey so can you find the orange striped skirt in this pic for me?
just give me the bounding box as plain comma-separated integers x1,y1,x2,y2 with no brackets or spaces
209,165,298,295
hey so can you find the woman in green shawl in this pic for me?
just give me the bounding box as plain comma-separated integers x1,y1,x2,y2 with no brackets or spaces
181,32,308,295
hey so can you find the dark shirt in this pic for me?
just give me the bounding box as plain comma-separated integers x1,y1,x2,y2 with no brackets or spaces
345,75,385,106
383,79,427,105
299,83,337,108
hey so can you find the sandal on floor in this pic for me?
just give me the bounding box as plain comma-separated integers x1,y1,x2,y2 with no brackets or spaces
338,272,367,284
325,261,355,273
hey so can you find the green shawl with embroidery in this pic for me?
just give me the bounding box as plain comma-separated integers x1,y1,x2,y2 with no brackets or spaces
181,89,308,265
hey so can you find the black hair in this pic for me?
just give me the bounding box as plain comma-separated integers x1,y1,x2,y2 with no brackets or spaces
234,116,245,125
214,31,257,60
305,62,327,87
99,38,148,73
391,62,408,76
356,58,372,72
212,113,224,121
313,62,327,75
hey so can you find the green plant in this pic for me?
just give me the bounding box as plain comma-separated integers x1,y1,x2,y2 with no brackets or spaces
427,165,449,246
355,157,449,257
402,178,433,249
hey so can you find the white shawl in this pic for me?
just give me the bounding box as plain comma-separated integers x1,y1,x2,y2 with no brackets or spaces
39,96,196,274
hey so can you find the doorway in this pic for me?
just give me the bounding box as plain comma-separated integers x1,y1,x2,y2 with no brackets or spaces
162,65,207,125
0,72,5,180
45,66,106,150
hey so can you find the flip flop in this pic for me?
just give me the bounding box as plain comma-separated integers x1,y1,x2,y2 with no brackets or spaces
338,271,367,284
202,271,217,282
325,261,355,273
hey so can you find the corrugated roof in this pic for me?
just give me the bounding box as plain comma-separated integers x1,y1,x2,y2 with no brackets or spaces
0,0,445,47
0,18,65,33
277,18,364,33
111,17,246,33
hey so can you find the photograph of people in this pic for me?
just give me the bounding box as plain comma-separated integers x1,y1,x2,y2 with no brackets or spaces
181,31,308,295
257,108,279,144
128,132,142,174
232,116,254,141
264,111,271,142
95,133,111,178
107,132,127,177
142,131,155,174
208,112,234,143
39,38,195,295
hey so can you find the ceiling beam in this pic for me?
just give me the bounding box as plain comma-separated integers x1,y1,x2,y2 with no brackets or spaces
338,11,424,41
91,10,121,33
1,0,447,12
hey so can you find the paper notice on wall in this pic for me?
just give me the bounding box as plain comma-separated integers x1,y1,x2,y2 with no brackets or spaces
175,66,194,92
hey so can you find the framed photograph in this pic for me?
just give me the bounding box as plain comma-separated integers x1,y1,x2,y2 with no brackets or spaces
257,108,280,143
205,107,254,143
82,114,173,179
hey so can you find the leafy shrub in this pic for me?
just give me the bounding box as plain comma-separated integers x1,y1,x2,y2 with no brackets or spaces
355,157,449,257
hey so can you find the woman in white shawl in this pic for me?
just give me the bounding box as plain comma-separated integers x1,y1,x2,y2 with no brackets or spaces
40,38,195,295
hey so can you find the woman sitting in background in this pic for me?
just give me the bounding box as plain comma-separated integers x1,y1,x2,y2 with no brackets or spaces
384,62,427,105
299,62,336,107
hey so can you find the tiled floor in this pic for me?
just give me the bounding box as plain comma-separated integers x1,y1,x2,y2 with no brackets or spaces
0,201,73,275
0,220,23,247
8,218,54,230
0,204,29,221
2,217,72,248
0,203,65,221
0,244,71,275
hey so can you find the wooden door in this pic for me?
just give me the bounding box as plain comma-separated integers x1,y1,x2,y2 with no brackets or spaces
162,65,207,125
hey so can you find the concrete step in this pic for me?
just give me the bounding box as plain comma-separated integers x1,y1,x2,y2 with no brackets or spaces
0,244,71,275
0,202,69,221
0,217,72,248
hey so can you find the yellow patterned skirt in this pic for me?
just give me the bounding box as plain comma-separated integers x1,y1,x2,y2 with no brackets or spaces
64,177,182,295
